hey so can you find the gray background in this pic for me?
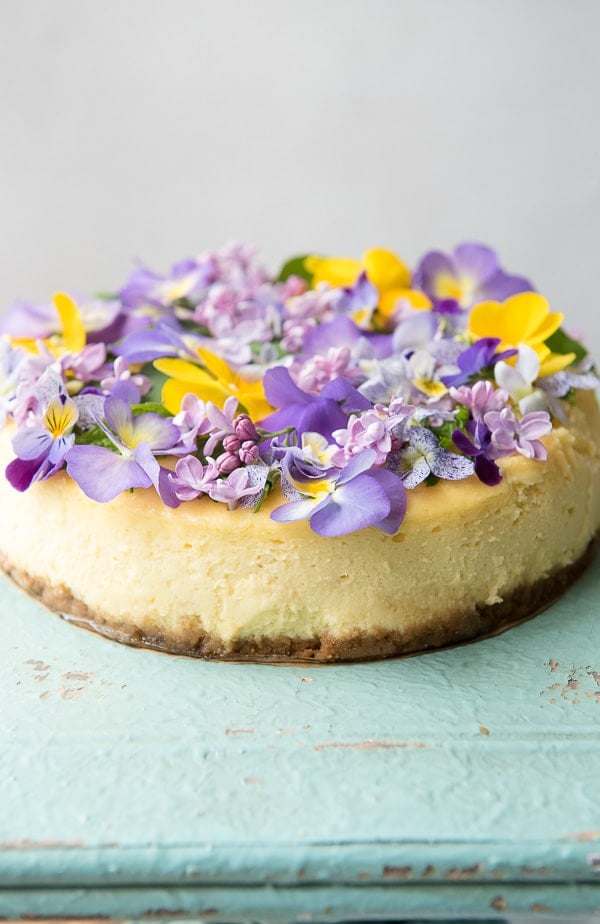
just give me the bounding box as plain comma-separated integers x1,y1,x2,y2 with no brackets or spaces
1,0,599,358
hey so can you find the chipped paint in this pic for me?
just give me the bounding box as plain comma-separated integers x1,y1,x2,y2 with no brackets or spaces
478,724,490,735
0,838,84,849
314,740,427,751
521,865,548,875
548,658,559,672
383,864,412,879
444,863,483,880
531,902,551,912
225,727,255,735
564,830,600,841
490,895,507,911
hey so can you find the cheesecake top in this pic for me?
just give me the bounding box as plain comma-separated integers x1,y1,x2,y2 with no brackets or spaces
1,242,598,536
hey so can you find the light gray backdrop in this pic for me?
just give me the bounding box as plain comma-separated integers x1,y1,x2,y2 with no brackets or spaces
1,0,599,357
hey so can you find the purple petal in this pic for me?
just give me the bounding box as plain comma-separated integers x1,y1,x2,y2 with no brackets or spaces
310,473,391,536
12,426,52,461
474,454,502,486
5,453,49,491
104,397,134,437
66,445,152,502
364,468,407,534
270,496,322,524
301,316,362,356
263,366,311,408
413,251,454,294
481,271,535,302
453,243,499,285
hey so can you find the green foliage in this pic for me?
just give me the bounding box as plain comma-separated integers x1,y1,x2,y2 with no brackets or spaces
545,328,587,364
276,255,314,285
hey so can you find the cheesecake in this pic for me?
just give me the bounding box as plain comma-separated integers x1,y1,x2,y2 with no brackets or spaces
0,241,598,660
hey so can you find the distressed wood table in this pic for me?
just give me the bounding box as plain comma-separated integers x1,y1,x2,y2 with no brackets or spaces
0,554,599,923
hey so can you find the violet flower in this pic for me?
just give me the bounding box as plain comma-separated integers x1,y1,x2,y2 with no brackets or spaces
441,337,518,388
452,422,502,486
414,243,534,311
65,397,182,505
6,394,79,491
392,426,475,488
271,448,406,537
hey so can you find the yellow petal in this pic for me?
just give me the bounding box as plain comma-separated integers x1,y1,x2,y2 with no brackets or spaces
362,248,411,292
197,348,236,387
538,351,576,377
378,287,432,321
53,292,86,353
154,357,216,385
304,256,362,288
499,293,551,345
161,378,230,415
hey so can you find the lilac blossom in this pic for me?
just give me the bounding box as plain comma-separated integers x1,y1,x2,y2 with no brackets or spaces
208,465,268,509
331,404,411,466
168,455,220,500
392,426,475,488
100,357,152,403
484,408,552,460
449,380,509,422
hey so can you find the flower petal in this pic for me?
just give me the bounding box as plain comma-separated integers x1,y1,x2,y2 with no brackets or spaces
66,445,152,502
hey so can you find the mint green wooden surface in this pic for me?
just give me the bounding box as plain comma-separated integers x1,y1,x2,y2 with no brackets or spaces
0,554,599,922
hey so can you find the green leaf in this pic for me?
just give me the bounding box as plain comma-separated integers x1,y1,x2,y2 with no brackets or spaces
276,255,314,285
545,327,587,364
74,425,116,451
131,401,171,418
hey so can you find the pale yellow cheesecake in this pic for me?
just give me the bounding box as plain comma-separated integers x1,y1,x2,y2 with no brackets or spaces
1,243,599,660
1,391,598,661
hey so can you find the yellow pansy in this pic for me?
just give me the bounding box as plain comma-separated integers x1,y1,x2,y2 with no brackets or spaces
155,348,274,421
11,292,86,356
468,292,575,377
305,248,431,327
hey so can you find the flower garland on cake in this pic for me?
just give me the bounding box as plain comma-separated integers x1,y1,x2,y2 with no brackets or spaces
1,242,598,536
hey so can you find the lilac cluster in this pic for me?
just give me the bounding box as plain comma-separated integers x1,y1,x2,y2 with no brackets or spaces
1,241,597,537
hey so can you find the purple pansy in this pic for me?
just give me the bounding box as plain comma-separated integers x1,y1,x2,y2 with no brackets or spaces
452,422,502,486
271,448,406,537
65,397,182,505
441,337,518,388
6,394,79,491
392,425,475,488
414,243,534,311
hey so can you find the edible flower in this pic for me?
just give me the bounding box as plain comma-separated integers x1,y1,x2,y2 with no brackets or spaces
468,292,575,376
6,393,79,490
414,243,533,311
155,348,273,421
271,448,406,536
305,248,430,324
65,397,181,505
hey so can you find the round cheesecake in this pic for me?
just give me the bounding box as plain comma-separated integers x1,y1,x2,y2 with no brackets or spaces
1,391,598,661
1,242,599,661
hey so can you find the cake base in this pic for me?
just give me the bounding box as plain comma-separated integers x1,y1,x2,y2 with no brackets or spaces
2,541,595,662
